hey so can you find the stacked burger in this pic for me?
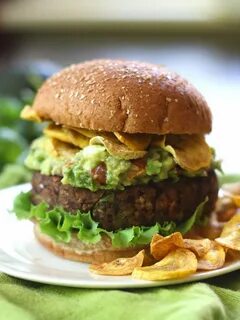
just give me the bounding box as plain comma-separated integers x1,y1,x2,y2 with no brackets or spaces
13,60,219,263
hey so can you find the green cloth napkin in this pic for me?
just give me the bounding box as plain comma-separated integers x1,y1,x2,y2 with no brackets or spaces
1,271,240,320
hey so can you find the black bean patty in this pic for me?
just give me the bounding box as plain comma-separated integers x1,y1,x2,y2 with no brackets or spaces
31,171,218,231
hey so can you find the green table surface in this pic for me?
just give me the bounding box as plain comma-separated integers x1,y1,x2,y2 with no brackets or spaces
1,269,240,320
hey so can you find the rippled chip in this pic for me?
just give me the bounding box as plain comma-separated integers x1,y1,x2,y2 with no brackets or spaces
90,135,146,160
215,214,240,251
89,250,145,276
20,105,42,122
150,135,165,147
114,132,151,151
183,238,212,257
44,123,89,149
222,183,240,207
197,242,225,270
51,138,78,158
150,232,184,260
160,134,212,172
132,248,197,281
68,127,97,138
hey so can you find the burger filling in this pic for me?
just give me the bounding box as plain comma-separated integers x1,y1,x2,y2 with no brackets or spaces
24,127,220,192
13,109,221,248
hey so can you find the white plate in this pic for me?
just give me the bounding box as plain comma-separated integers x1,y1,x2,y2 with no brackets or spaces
0,183,240,289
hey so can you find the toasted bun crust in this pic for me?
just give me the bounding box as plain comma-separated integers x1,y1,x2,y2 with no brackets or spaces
33,59,212,134
34,224,147,264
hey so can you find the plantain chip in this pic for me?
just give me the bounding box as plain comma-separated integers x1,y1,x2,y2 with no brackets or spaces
215,214,240,251
68,126,97,138
222,183,240,207
90,134,146,160
197,242,225,270
132,248,197,281
114,132,152,151
155,134,211,172
150,232,184,260
89,250,145,276
51,138,78,158
230,196,240,208
20,105,42,122
150,135,165,147
183,238,212,257
44,123,89,149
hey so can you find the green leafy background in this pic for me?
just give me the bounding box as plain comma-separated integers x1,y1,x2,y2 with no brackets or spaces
0,62,59,189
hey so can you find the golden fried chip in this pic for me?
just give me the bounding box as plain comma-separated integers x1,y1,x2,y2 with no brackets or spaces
51,138,78,157
222,183,240,208
44,123,89,149
125,165,145,180
230,195,240,208
215,214,240,251
20,105,42,122
150,232,184,260
150,135,165,147
132,248,197,281
114,132,151,151
68,127,97,138
164,135,212,172
183,238,212,257
90,135,146,160
197,242,225,270
89,250,145,276
226,249,240,262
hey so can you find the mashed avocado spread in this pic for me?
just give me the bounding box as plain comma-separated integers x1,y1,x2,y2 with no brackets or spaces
25,136,215,191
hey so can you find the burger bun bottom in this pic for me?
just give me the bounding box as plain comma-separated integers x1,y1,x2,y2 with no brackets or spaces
34,223,147,264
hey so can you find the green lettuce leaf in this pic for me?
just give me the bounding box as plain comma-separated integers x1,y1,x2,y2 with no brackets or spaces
13,191,32,219
12,192,207,248
176,197,208,234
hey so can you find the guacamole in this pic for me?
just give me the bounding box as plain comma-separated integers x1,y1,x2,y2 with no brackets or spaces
25,136,212,191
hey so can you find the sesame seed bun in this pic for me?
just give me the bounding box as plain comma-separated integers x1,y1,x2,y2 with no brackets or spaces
34,223,147,264
33,59,212,134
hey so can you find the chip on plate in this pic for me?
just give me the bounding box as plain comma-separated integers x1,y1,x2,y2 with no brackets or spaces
215,214,240,251
197,241,225,270
222,183,240,208
150,232,184,260
132,248,197,281
89,250,145,276
183,238,212,257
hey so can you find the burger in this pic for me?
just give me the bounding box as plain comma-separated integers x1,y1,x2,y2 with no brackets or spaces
13,59,220,264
